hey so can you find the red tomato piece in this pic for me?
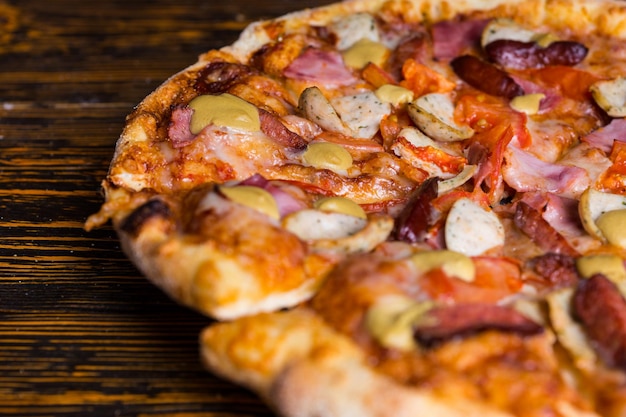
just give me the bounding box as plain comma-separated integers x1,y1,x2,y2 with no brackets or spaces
420,256,523,304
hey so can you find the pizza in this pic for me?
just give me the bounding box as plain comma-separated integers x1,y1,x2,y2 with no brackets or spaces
85,0,626,415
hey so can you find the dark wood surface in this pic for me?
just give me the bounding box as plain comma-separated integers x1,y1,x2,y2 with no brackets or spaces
0,1,334,416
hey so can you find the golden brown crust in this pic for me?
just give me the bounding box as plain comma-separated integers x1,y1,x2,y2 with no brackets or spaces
200,308,598,417
115,187,340,320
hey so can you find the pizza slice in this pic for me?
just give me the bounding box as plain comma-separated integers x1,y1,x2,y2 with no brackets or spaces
86,0,626,414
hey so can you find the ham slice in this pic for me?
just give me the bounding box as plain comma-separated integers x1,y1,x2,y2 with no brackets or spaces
502,145,589,198
283,48,357,87
168,107,196,148
582,118,626,153
431,18,489,60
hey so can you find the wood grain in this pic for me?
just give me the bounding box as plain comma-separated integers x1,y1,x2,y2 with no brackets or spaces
0,1,333,415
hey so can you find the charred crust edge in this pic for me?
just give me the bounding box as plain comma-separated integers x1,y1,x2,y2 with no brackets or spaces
120,199,172,237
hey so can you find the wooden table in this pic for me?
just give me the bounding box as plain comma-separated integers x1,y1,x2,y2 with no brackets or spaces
0,1,333,415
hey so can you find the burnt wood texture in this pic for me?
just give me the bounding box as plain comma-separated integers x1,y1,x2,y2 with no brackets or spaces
0,1,333,416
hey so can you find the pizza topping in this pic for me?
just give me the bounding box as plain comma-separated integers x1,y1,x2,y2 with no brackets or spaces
374,84,414,106
420,255,524,304
314,196,367,219
573,274,626,371
431,17,489,60
280,114,323,140
330,91,391,138
528,253,579,288
239,175,308,217
365,295,435,351
400,59,456,97
599,141,626,195
282,209,367,241
509,93,545,115
444,197,505,256
582,118,626,154
524,191,586,237
546,288,598,373
413,303,543,348
514,201,579,257
502,145,590,199
576,255,626,294
194,61,253,94
258,109,308,150
596,209,626,248
451,55,524,99
218,185,280,220
437,164,477,194
393,127,466,178
384,35,426,81
302,142,353,173
409,250,475,283
342,38,389,69
394,177,438,244
295,213,394,254
283,48,356,87
590,76,626,117
578,187,626,241
188,93,261,134
485,39,588,70
407,93,474,142
168,106,196,148
298,86,353,136
480,18,538,48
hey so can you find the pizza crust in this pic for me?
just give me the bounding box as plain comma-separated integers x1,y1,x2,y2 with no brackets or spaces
112,184,339,320
200,308,600,417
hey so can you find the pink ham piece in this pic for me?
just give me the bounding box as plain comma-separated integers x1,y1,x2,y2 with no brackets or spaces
168,107,196,148
510,75,560,113
502,145,590,198
582,118,626,154
283,48,357,87
387,32,429,80
431,18,489,60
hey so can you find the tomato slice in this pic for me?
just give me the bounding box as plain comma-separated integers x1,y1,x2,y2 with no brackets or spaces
525,66,602,102
361,62,396,88
420,256,523,304
455,92,530,148
400,59,456,97
455,93,531,200
598,140,626,195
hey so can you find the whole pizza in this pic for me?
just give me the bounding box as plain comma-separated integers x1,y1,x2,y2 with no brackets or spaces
86,0,626,415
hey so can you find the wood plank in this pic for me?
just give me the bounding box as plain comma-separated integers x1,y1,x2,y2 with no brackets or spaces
0,0,335,415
